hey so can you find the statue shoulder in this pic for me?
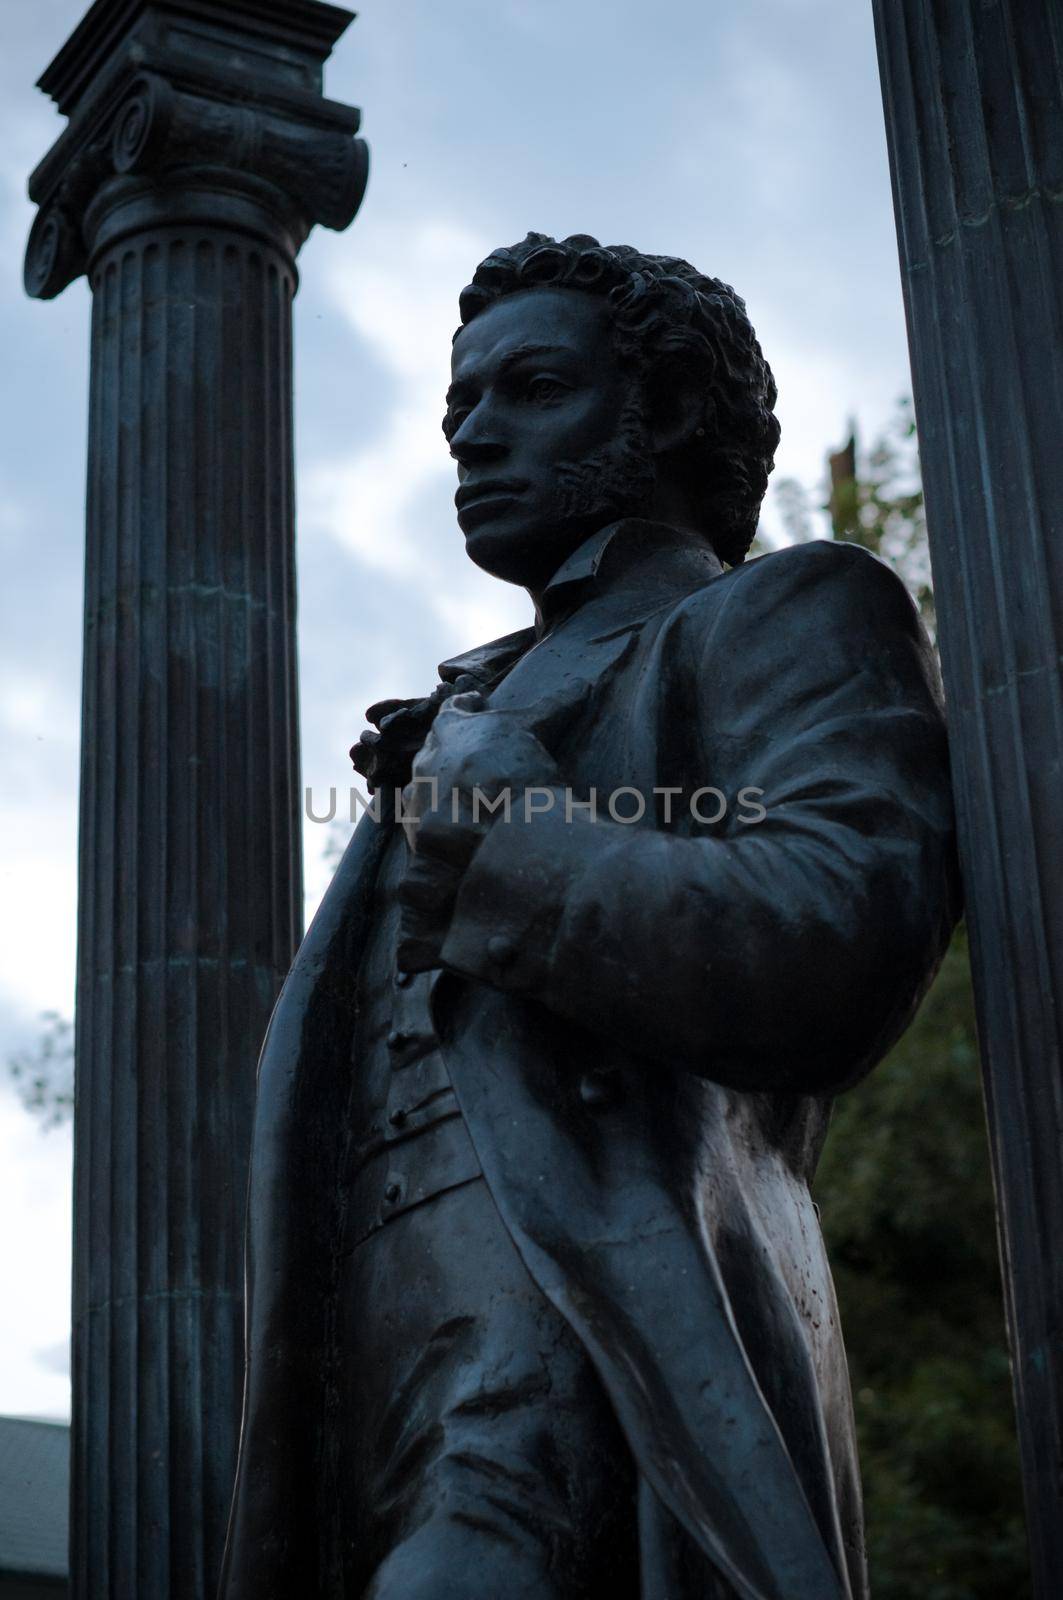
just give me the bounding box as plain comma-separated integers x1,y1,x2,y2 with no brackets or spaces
676,537,924,642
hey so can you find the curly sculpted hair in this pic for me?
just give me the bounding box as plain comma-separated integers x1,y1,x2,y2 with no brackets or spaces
454,232,780,565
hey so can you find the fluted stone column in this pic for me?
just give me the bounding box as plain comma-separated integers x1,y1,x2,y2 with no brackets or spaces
872,2,1063,1589
25,5,367,1595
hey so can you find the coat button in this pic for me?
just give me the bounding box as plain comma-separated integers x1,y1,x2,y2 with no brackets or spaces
487,934,517,969
579,1071,618,1109
389,1107,407,1128
384,1181,401,1204
387,1029,410,1051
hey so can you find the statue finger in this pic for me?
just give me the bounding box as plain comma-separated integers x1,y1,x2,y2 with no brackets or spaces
397,856,463,913
396,931,445,974
439,689,487,717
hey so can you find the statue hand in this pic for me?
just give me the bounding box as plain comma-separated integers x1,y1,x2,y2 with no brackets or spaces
396,690,563,971
399,690,563,849
395,817,477,973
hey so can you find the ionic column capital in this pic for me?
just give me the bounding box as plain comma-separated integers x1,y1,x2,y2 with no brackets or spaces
26,0,368,299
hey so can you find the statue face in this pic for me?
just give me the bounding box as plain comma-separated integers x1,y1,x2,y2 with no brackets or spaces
446,287,653,594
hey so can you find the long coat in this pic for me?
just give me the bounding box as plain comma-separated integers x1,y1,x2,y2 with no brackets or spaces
220,524,959,1600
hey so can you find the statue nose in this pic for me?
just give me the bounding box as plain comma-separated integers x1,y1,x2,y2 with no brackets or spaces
451,433,508,470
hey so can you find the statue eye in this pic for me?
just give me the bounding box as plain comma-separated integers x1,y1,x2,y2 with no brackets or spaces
524,376,568,402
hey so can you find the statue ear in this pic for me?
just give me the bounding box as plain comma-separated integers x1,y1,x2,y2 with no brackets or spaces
647,373,713,459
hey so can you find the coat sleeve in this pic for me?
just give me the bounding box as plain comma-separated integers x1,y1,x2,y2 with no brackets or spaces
438,540,960,1094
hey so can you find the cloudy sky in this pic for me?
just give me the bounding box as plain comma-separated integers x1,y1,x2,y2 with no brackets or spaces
0,0,913,1420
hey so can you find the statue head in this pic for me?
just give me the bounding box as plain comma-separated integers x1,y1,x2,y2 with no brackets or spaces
444,232,779,595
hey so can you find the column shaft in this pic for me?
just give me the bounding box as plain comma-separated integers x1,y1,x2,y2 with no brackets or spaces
872,2,1063,1588
25,8,367,1596
73,223,301,1597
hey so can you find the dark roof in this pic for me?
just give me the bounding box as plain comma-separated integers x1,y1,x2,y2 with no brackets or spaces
0,1418,68,1579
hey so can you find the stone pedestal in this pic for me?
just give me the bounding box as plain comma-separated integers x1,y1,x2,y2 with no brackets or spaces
25,5,367,1594
873,3,1063,1589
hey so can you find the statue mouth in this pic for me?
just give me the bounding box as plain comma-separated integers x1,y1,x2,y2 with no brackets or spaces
455,478,528,527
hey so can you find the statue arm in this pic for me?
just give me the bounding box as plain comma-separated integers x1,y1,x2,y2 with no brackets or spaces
439,540,959,1095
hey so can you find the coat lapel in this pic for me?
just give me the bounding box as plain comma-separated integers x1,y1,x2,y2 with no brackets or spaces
221,808,393,1598
438,975,848,1600
436,590,852,1600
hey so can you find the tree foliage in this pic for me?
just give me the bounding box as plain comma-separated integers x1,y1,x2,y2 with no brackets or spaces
806,406,1030,1596
819,927,1029,1596
7,1010,74,1129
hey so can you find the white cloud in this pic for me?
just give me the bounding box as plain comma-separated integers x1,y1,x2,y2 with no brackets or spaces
431,582,529,653
0,819,77,1021
0,1090,71,1420
305,219,488,574
301,426,450,580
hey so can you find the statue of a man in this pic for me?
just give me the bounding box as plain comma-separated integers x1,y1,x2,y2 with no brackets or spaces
221,234,958,1600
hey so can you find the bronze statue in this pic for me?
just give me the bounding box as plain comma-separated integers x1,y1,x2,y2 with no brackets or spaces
221,234,958,1600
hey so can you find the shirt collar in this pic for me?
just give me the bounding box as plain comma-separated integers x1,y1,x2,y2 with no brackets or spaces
537,518,723,630
438,519,724,682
